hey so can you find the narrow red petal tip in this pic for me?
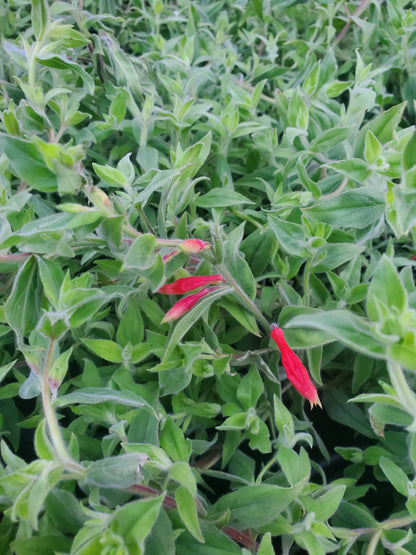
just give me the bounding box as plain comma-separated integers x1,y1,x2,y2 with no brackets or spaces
309,393,322,409
271,327,322,409
161,288,210,322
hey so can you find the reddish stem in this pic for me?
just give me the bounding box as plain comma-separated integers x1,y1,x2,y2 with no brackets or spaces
333,0,371,47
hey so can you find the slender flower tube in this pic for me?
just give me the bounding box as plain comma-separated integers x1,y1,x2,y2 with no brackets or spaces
157,274,224,295
162,288,210,322
271,324,321,408
179,239,211,253
162,250,180,263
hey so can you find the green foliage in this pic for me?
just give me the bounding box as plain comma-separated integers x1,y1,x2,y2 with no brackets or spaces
1,0,416,553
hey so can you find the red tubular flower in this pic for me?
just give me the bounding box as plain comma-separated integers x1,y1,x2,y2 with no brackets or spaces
271,325,321,408
157,274,224,295
179,239,211,253
162,250,180,263
162,288,210,322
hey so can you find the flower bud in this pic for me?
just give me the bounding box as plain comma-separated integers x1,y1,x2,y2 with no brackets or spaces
157,274,224,295
271,325,321,408
162,288,210,322
179,239,211,253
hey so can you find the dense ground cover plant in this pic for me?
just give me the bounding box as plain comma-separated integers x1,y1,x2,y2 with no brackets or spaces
1,0,416,552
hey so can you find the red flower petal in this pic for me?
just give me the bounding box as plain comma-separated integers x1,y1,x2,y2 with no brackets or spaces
271,325,321,408
157,274,224,294
162,288,210,322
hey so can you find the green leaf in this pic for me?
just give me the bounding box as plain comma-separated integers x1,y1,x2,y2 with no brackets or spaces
0,361,16,385
313,243,365,272
403,131,416,171
145,509,176,555
268,215,308,257
277,446,311,486
135,170,179,207
367,255,407,322
92,163,127,187
223,223,257,300
49,347,72,388
169,462,197,496
175,486,204,543
163,287,232,360
296,159,321,198
257,532,274,555
4,257,41,343
11,535,71,555
86,453,148,489
285,309,387,358
333,501,378,529
379,457,409,496
252,0,263,19
160,417,190,462
220,297,260,336
310,127,353,152
237,367,264,411
301,485,346,521
325,389,375,439
124,234,158,270
35,53,94,94
110,495,164,551
109,88,130,122
288,88,308,129
54,387,154,411
174,132,211,179
326,80,352,97
31,0,49,39
0,134,58,191
4,111,20,136
325,159,372,182
45,489,86,535
303,188,385,229
34,419,55,460
209,483,304,528
37,256,64,309
195,189,254,208
273,395,295,440
16,461,63,530
175,521,240,554
357,102,407,154
82,339,123,363
364,130,382,164
370,403,412,427
117,298,144,346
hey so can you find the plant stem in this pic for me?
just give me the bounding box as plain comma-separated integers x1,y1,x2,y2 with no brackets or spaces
303,259,312,307
336,515,415,540
28,41,41,102
388,361,416,419
333,0,372,47
41,339,84,476
218,263,270,333
321,176,348,199
230,208,264,231
365,528,382,555
256,452,279,484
